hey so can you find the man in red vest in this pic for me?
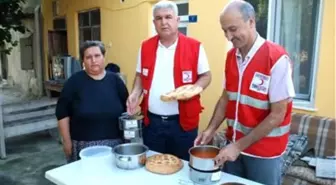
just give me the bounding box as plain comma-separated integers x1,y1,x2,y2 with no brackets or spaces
195,1,295,185
126,0,211,160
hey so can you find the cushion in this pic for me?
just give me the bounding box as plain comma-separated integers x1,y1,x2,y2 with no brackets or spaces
286,166,336,185
282,175,318,185
212,130,227,149
290,113,336,157
282,134,308,175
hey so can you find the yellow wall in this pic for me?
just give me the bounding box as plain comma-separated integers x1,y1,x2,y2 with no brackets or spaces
42,0,335,131
42,0,157,82
100,1,154,91
41,0,52,80
331,1,336,117
188,0,229,131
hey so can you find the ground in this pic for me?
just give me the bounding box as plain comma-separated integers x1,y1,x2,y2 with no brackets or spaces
1,80,65,185
0,132,66,185
1,81,27,104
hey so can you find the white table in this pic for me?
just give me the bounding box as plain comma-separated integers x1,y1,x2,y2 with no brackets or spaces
45,151,262,185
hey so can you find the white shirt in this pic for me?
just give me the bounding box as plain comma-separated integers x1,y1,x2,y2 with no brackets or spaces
136,39,210,115
223,35,295,103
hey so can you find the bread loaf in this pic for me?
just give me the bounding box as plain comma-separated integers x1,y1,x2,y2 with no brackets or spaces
160,84,203,102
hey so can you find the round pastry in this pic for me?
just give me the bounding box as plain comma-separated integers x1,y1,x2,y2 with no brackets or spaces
145,154,183,175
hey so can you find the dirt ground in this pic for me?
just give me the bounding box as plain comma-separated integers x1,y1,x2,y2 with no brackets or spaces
0,131,66,185
1,81,66,185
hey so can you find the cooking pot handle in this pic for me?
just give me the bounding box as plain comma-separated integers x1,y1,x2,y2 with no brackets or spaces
118,156,131,162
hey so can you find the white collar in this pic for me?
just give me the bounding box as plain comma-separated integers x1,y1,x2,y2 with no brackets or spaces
158,38,178,50
236,33,265,60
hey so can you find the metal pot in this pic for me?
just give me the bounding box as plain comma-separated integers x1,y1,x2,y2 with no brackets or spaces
119,112,143,130
113,143,148,170
123,128,144,143
189,163,222,185
189,145,220,171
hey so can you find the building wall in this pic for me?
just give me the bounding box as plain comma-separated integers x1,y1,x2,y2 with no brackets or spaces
1,0,41,96
41,0,335,132
42,0,156,82
331,1,336,117
6,20,36,93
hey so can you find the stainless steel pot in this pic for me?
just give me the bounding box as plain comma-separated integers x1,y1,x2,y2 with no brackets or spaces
189,163,222,185
113,143,148,170
119,112,143,130
123,129,143,143
189,145,220,171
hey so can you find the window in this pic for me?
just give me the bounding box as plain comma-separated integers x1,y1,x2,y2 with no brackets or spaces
151,0,189,36
78,9,101,45
178,26,187,35
246,0,322,109
53,17,66,30
20,35,33,70
177,0,189,35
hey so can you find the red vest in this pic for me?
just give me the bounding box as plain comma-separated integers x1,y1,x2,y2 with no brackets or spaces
225,41,292,157
140,33,203,131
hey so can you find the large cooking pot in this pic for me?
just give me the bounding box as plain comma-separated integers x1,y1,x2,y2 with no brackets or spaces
113,143,148,170
119,112,143,130
189,145,220,171
188,145,221,185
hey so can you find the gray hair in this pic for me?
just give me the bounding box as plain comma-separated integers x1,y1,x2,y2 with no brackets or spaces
79,40,106,60
239,1,255,21
153,0,178,17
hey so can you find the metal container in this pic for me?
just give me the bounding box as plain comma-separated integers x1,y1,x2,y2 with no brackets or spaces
119,112,143,130
119,112,144,144
113,143,148,170
188,145,222,185
189,164,222,185
123,128,144,143
189,145,220,171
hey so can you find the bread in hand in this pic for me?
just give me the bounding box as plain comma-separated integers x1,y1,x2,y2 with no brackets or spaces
160,84,203,101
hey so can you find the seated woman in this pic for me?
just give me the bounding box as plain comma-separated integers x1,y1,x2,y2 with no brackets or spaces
55,40,128,163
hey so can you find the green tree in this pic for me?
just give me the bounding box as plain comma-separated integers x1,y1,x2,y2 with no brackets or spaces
0,0,28,54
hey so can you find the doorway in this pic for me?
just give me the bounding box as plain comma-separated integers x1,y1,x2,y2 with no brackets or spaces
1,51,8,80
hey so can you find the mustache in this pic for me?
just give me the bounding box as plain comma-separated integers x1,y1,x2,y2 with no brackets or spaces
230,38,239,42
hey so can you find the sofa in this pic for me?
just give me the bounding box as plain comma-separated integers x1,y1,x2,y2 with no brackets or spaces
212,112,336,185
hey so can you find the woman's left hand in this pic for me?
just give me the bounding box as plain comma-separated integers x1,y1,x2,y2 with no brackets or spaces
63,140,72,158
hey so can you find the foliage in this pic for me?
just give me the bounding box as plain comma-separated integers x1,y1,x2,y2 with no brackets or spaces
0,0,28,55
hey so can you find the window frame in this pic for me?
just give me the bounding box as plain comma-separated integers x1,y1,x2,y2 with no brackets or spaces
78,8,101,46
266,0,324,111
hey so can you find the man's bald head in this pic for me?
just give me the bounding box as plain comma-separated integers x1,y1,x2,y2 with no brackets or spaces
221,0,256,22
219,0,257,50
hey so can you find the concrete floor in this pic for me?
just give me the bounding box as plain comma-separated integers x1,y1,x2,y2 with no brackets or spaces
0,81,28,104
0,80,66,185
0,131,66,185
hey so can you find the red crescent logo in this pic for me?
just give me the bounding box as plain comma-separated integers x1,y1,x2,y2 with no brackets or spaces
259,79,264,85
184,72,191,81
